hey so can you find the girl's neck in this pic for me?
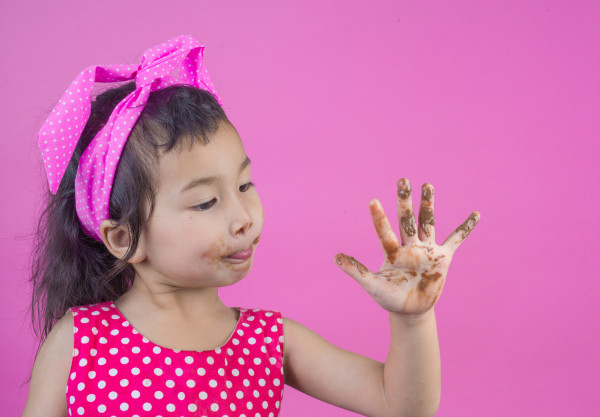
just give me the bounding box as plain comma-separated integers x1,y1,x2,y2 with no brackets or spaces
115,278,230,323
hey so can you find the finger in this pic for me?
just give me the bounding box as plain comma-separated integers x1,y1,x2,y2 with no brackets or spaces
442,211,481,253
335,253,378,293
418,183,436,244
396,178,418,246
369,199,400,263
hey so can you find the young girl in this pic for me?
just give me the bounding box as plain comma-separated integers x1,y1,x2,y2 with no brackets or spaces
23,35,479,417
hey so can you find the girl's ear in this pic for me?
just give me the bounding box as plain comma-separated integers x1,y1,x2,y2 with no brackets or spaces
99,219,146,264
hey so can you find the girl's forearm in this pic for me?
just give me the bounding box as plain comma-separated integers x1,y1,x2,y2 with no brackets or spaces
381,307,441,417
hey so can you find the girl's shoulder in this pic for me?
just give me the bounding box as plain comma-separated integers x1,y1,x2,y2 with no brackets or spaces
22,308,75,415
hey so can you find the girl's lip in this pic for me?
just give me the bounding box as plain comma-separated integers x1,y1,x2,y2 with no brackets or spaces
226,245,253,260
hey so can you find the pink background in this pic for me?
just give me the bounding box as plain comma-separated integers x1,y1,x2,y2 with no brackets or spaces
2,1,598,415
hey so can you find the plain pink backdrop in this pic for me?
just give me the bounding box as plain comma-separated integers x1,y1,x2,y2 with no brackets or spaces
2,1,598,415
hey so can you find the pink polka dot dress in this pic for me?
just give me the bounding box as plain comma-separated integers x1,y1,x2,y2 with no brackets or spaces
66,301,285,416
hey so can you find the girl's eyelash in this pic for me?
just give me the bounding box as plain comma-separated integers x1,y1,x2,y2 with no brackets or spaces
239,181,254,192
194,199,217,211
193,182,255,211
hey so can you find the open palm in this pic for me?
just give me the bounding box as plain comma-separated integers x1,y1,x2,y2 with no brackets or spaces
335,178,480,317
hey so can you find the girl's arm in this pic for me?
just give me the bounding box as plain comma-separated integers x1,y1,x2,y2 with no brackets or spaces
384,308,440,415
283,310,439,417
22,311,73,417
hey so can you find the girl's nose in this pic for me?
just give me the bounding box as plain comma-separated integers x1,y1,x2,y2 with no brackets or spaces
229,197,253,237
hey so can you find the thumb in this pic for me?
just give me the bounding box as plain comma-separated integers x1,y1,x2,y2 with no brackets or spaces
335,253,377,292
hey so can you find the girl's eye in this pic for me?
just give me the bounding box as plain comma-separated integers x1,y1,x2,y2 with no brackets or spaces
194,199,216,211
240,181,254,192
193,183,254,211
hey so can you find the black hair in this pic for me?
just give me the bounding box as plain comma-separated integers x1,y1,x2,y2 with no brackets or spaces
25,82,230,384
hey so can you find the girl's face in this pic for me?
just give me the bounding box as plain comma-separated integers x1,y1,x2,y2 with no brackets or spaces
135,121,264,289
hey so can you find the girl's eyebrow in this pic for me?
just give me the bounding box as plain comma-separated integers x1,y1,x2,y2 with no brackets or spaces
179,156,251,194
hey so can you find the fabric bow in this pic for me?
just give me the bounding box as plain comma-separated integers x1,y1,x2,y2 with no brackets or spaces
38,35,222,242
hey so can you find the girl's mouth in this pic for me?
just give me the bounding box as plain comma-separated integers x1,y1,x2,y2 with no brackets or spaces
225,245,253,261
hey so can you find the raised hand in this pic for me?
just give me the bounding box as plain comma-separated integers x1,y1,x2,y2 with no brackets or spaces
335,178,480,318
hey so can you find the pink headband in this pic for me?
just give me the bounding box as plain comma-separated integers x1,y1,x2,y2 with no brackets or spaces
38,35,222,242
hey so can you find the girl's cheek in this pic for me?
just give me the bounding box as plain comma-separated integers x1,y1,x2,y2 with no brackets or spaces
201,235,227,261
250,195,265,229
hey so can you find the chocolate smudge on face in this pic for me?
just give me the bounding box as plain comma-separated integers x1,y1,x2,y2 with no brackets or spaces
455,213,479,241
220,233,253,270
418,270,442,292
205,235,228,261
400,210,417,236
397,178,411,200
407,270,418,277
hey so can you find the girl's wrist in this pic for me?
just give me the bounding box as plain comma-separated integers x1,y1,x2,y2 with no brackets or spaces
389,308,435,327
